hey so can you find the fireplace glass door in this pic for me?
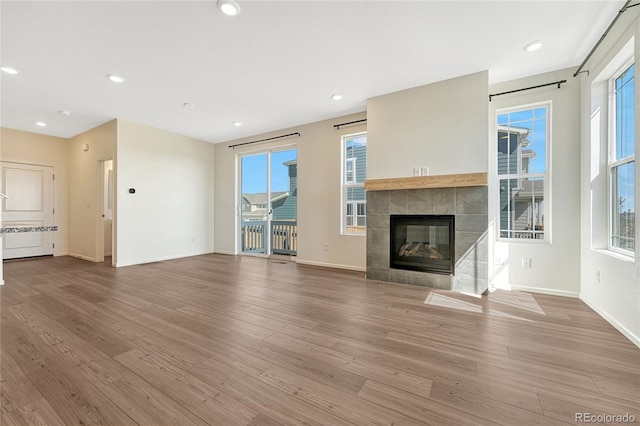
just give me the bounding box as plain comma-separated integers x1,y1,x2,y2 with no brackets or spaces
390,215,454,275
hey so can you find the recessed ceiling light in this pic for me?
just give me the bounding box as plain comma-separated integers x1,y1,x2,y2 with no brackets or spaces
59,110,71,116
218,0,241,16
1,66,19,75
183,102,195,108
331,94,343,101
233,121,243,127
35,122,47,127
107,73,125,83
523,40,544,52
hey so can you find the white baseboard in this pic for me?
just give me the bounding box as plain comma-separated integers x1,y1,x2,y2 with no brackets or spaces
115,251,213,267
492,282,579,298
295,259,366,272
213,250,236,256
68,252,98,262
580,294,640,348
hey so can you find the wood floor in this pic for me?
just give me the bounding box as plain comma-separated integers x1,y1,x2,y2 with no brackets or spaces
1,254,638,425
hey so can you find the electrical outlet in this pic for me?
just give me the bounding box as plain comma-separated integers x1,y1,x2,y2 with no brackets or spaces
413,167,421,177
421,166,429,176
596,270,601,284
324,243,329,251
521,258,531,268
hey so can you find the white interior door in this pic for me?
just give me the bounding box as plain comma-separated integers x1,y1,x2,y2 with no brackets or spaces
1,162,54,259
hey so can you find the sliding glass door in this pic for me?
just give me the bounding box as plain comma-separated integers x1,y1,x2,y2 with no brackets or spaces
239,148,297,256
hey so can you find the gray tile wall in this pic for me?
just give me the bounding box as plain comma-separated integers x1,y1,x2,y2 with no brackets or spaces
366,186,488,295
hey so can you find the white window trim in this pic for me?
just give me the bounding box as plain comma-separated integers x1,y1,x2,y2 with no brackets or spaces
346,158,357,184
496,101,552,244
341,131,367,236
607,59,635,258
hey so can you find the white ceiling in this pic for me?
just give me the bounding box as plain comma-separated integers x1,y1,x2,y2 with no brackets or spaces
0,1,623,144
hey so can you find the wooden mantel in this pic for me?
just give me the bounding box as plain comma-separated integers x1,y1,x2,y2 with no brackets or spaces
364,172,487,191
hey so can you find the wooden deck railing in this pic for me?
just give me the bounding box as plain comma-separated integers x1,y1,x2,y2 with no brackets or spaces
501,230,544,239
241,221,267,253
241,220,297,255
271,221,297,255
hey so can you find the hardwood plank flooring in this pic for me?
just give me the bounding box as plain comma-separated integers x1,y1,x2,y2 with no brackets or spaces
1,254,638,425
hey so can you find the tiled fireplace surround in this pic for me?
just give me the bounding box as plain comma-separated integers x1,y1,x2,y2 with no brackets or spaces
366,185,488,295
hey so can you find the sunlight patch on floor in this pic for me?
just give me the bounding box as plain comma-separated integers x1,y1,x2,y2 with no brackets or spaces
425,292,535,322
424,293,482,313
488,289,546,315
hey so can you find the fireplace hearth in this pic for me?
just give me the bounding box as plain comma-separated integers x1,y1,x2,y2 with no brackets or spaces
390,215,454,275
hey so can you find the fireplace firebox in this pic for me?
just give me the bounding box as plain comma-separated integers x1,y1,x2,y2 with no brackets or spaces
390,215,455,275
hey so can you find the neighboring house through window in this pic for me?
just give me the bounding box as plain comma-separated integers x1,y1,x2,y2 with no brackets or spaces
342,132,367,234
497,104,550,241
609,63,635,254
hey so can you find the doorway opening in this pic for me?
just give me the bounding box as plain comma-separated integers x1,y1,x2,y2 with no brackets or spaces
239,148,297,257
96,159,114,264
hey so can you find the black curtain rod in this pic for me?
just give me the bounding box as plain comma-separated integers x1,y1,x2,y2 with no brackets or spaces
574,0,635,77
489,80,566,101
229,132,300,149
333,118,367,129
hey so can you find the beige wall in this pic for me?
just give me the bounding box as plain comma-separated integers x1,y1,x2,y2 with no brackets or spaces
116,120,215,267
0,127,70,256
215,112,367,270
579,7,639,345
68,120,117,261
489,67,582,297
367,71,489,179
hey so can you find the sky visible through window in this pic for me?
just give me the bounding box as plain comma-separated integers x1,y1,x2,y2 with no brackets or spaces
615,64,635,216
347,135,367,149
612,63,635,251
241,149,297,194
497,107,547,174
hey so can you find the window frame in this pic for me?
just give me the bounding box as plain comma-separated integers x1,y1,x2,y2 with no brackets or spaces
607,60,635,257
496,102,552,243
341,131,367,236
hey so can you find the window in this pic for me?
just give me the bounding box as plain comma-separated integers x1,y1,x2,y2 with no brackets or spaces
497,105,549,241
609,63,635,254
342,132,367,234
